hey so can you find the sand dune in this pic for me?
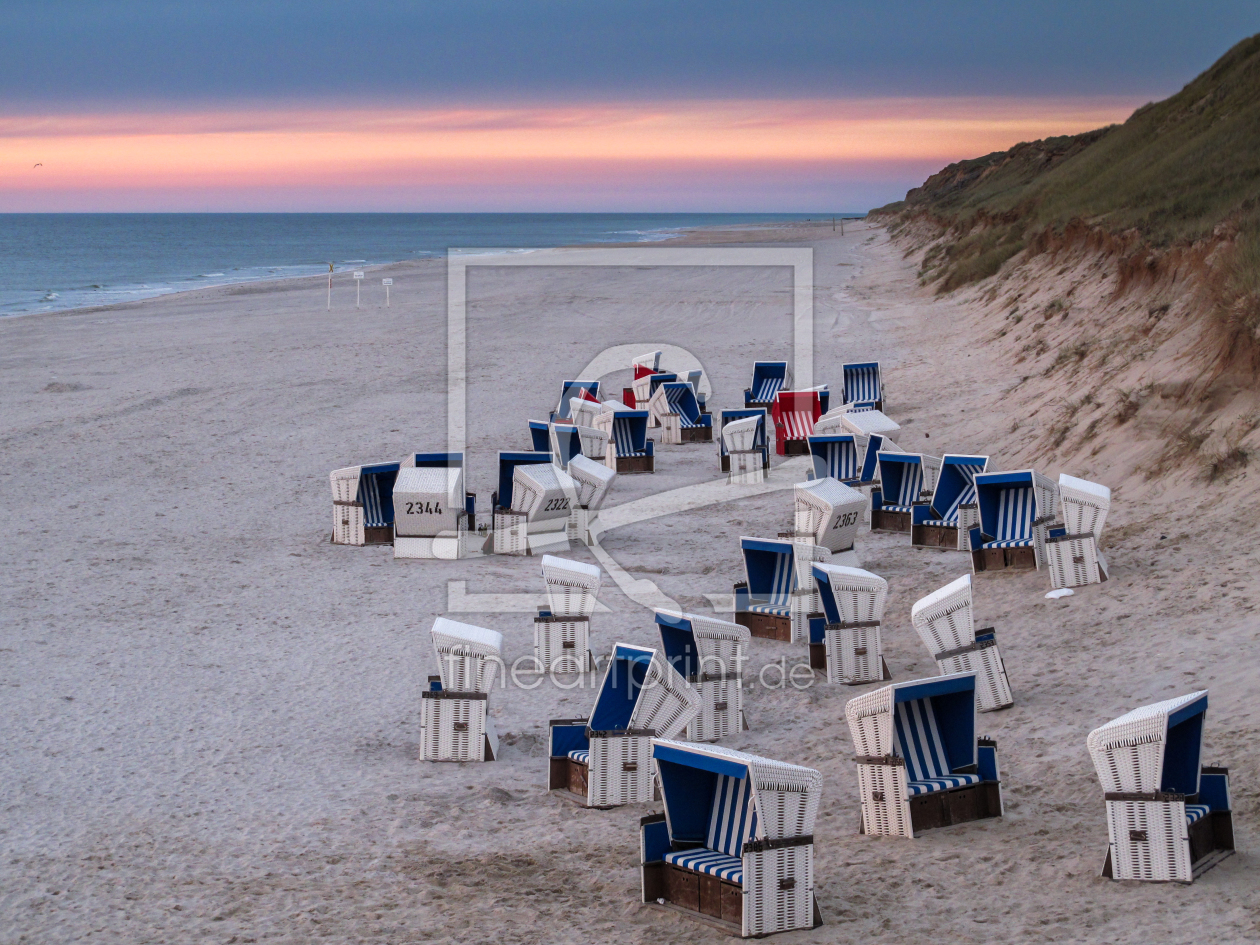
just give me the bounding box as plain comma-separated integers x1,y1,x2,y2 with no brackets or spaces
1,220,1254,944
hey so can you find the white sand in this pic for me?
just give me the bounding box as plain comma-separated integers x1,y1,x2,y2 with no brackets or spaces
1,220,1255,944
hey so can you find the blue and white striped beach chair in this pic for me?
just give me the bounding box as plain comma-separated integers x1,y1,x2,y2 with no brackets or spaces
968,469,1058,572
871,452,940,532
807,564,889,684
650,381,713,444
632,371,677,417
846,672,1002,838
330,460,400,545
842,361,883,410
744,361,791,408
719,408,768,472
912,454,988,549
597,408,655,473
1088,691,1235,883
655,610,749,741
547,422,583,469
491,450,553,554
641,741,823,936
548,643,698,808
733,537,826,642
528,419,551,452
806,435,861,483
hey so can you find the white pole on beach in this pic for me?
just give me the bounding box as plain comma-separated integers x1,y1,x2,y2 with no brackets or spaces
354,270,364,309
382,277,392,307
327,263,333,310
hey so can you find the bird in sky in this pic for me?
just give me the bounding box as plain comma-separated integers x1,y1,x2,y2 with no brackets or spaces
33,163,42,168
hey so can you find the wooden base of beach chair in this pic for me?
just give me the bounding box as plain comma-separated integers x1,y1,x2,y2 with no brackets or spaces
972,545,1037,572
363,525,394,545
782,439,809,456
616,454,655,474
659,862,744,931
870,509,911,532
902,781,1002,834
680,426,713,443
911,523,959,549
547,756,616,809
721,455,730,472
735,611,791,641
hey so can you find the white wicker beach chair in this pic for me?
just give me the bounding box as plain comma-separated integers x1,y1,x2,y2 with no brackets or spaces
842,361,883,410
548,643,699,808
392,454,471,560
553,379,600,421
330,460,401,546
871,452,941,532
535,555,600,673
793,478,866,553
809,407,851,438
911,454,988,550
564,453,617,545
511,461,576,555
744,361,792,408
845,672,1002,838
420,618,503,762
655,610,750,741
641,741,823,937
1046,474,1112,588
491,451,552,555
1087,691,1234,882
910,575,1012,711
633,371,677,420
806,564,889,684
968,469,1058,572
649,381,714,444
721,413,767,483
570,397,603,430
733,537,829,643
840,408,901,445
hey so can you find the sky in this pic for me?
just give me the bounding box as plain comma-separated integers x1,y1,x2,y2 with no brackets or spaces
1,1,1257,212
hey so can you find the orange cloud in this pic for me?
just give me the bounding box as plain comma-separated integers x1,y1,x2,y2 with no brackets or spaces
1,98,1142,205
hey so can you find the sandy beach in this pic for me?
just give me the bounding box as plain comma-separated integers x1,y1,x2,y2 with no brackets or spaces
2,219,1256,944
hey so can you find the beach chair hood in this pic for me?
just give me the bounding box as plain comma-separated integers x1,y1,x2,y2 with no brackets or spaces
654,610,749,680
430,617,503,693
841,408,901,444
1058,473,1111,540
811,563,888,625
511,462,576,523
565,453,617,509
1087,691,1208,796
795,477,866,551
845,672,979,771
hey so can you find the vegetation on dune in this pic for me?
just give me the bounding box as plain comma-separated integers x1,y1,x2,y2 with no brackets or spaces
875,32,1260,327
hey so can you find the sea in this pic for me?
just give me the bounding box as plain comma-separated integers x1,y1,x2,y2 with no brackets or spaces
0,213,857,317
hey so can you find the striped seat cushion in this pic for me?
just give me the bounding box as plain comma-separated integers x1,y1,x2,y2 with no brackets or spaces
663,849,743,884
1185,804,1211,826
982,537,1033,549
844,366,880,405
568,749,589,764
747,601,790,617
880,504,915,514
908,774,981,796
751,377,784,403
918,519,957,528
780,409,816,440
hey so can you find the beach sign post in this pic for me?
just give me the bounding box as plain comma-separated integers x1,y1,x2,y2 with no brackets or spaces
354,270,364,309
382,277,392,307
327,263,333,310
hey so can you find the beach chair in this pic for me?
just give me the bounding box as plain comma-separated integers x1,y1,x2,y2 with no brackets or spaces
510,461,576,555
842,361,883,411
772,390,822,456
676,369,708,413
792,478,865,554
968,470,1058,572
330,460,400,546
595,408,655,473
912,454,989,550
650,381,714,444
420,618,503,762
733,537,828,642
564,453,617,545
641,741,823,937
719,408,769,473
744,361,791,408
569,397,603,430
526,419,550,452
910,575,1012,711
633,350,662,378
805,435,861,484
845,672,1003,838
840,408,901,445
1046,474,1112,588
548,643,699,808
655,610,750,741
809,407,852,438
871,452,941,532
806,564,890,684
547,422,583,469
553,380,600,421
535,555,600,673
722,416,767,484
1088,691,1234,882
633,371,677,419
491,451,553,554
392,453,475,560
